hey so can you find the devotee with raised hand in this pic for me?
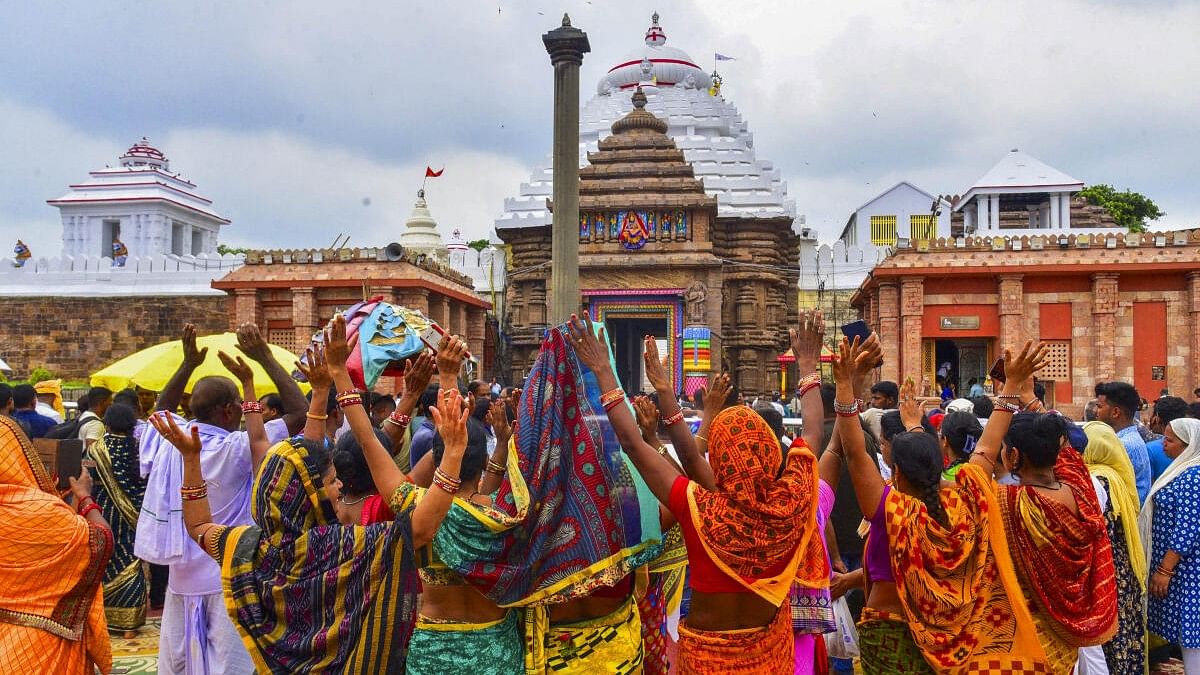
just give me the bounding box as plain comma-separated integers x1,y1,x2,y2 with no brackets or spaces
1142,417,1200,674
971,343,1117,674
135,322,308,675
0,416,114,674
568,311,828,673
145,329,468,673
1080,421,1148,673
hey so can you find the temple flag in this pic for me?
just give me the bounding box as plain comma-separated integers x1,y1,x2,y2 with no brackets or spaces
714,53,736,61
425,166,444,178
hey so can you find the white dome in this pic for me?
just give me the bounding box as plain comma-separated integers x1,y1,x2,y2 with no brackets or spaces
399,189,445,255
596,13,711,95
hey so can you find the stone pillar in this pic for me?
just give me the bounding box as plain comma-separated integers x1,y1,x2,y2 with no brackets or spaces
1061,193,1072,229
997,274,1024,351
1188,272,1200,383
431,294,451,331
233,288,261,330
292,287,318,350
877,282,900,382
466,307,487,360
453,302,468,338
988,193,1000,229
1091,273,1120,383
542,15,590,325
976,197,988,232
900,277,924,380
1049,194,1061,229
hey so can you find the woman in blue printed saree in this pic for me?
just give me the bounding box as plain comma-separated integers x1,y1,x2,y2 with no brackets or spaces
87,403,148,635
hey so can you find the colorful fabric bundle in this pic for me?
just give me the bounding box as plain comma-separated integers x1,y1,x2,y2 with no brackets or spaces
885,463,1049,673
686,406,827,605
89,433,148,631
999,449,1118,652
218,440,420,674
0,416,113,674
298,298,438,390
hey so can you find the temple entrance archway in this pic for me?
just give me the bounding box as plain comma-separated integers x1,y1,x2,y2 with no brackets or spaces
604,316,668,393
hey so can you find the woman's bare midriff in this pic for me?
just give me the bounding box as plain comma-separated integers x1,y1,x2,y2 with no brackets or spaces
549,594,628,624
865,580,905,616
682,591,778,631
420,584,506,623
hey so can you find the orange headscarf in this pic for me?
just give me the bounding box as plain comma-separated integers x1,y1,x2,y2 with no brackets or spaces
0,416,112,674
686,406,827,605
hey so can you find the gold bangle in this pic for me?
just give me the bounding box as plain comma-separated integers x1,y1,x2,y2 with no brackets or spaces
656,445,669,456
306,412,329,420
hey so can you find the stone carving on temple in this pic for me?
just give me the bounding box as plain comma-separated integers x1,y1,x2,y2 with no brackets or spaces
685,281,707,325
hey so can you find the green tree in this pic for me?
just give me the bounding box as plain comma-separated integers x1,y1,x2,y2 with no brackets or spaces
1076,184,1164,233
467,239,490,252
217,244,250,255
27,366,55,385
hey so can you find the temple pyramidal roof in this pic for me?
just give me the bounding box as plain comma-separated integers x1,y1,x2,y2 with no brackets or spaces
496,13,794,230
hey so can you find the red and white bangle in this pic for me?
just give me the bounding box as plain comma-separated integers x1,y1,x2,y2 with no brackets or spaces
833,399,862,417
78,502,101,518
336,391,363,409
797,372,822,398
241,401,264,415
385,412,412,430
432,468,462,495
662,410,685,427
599,388,625,411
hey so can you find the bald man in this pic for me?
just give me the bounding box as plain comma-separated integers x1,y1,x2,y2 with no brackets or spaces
135,323,307,675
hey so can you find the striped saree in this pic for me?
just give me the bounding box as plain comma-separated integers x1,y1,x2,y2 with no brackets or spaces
88,433,148,631
216,439,420,674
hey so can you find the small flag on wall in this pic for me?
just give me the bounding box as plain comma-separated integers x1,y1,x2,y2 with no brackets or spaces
714,53,736,61
425,166,444,178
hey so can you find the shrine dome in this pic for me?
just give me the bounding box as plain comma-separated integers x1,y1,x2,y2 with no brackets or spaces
596,13,711,95
119,137,169,170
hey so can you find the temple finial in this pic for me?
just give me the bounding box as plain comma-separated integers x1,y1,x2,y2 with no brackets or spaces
562,13,571,27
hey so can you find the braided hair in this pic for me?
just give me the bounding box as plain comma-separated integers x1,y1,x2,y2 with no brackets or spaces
892,431,948,527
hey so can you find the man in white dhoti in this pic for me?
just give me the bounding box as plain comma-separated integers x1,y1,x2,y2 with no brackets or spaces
135,323,308,674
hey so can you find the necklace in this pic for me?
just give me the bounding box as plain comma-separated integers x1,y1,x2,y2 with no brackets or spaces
338,494,368,506
1022,478,1063,490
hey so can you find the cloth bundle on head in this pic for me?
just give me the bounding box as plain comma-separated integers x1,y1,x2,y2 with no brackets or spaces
1081,421,1147,590
1138,417,1200,565
33,379,65,415
219,439,419,673
687,406,827,605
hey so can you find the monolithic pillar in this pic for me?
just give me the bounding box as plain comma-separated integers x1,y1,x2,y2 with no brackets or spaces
1091,273,1120,383
900,277,924,381
292,287,318,350
997,274,1024,351
233,288,261,330
1188,272,1200,384
542,15,590,325
877,282,900,383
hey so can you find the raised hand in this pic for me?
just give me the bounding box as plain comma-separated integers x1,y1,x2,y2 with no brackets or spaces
789,309,825,373
831,336,859,386
853,333,883,395
633,396,661,443
642,336,672,393
149,411,203,459
1002,341,1049,390
566,314,611,375
181,323,208,370
295,344,333,390
236,323,273,363
430,388,470,457
702,372,732,419
218,351,254,386
435,334,469,378
404,351,436,394
486,399,511,440
899,378,923,431
323,315,354,374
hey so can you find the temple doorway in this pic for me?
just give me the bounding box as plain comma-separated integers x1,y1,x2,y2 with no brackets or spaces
604,316,668,393
927,339,991,398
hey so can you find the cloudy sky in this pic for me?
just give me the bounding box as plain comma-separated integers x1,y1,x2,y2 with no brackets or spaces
2,0,1196,257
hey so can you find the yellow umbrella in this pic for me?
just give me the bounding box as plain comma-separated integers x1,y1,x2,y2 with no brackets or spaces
90,333,309,400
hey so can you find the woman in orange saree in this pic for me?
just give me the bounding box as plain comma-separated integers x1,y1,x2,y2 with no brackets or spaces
0,415,114,674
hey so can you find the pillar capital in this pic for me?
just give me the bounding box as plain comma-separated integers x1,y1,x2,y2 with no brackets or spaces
542,17,590,66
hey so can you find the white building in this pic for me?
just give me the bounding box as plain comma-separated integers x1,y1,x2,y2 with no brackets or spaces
49,138,230,258
953,149,1086,235
838,181,951,253
496,13,796,231
398,189,446,258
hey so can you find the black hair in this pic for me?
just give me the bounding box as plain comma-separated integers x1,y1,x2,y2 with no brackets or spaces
891,431,948,526
692,388,704,409
1190,402,1200,420
472,398,491,422
12,384,36,409
1004,412,1067,470
432,417,489,485
752,404,786,447
103,403,139,435
820,383,836,419
1095,381,1140,418
967,377,978,386
723,379,741,410
940,411,983,464
871,381,899,401
970,396,994,419
294,438,332,490
418,384,440,416
306,387,339,416
0,383,12,409
880,409,935,442
85,386,113,410
332,428,393,497
260,393,283,413
1033,380,1046,403
114,388,139,410
1153,396,1191,425
371,393,397,413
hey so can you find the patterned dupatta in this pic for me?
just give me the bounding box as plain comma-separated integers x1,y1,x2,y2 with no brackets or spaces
686,406,827,605
886,463,1049,673
999,448,1118,648
218,440,420,674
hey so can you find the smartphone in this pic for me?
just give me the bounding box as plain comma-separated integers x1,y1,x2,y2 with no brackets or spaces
51,439,84,490
419,322,473,360
988,357,1006,384
841,320,883,366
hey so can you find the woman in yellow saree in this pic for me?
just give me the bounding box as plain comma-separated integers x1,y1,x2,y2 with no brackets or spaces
0,415,114,674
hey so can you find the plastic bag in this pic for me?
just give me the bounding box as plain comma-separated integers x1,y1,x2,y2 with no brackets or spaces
823,596,860,659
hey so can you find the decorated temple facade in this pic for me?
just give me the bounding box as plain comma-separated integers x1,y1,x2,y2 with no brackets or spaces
500,85,799,396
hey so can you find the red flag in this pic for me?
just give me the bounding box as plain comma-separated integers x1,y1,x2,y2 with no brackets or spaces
425,166,444,178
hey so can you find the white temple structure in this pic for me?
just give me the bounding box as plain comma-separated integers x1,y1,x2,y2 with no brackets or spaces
399,189,446,257
49,138,230,258
954,149,1087,235
495,13,798,231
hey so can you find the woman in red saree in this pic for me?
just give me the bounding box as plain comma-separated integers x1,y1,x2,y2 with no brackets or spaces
0,415,114,673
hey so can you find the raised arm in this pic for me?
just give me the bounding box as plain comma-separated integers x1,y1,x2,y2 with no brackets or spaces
219,351,269,470
156,324,206,413
633,396,685,475
68,465,112,532
568,315,680,505
382,353,434,453
969,342,1048,474
791,309,827,455
478,399,512,495
834,334,886,518
237,323,309,436
325,316,409,499
146,412,218,555
295,344,334,444
410,388,470,549
684,373,732,491
436,333,466,394
641,337,700,479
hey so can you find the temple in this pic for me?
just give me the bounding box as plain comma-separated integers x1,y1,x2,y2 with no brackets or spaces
500,52,800,395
